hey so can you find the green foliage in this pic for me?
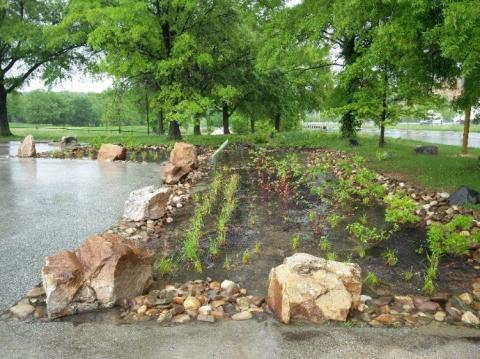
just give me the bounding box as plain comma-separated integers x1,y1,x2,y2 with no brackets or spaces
253,242,262,255
403,269,414,282
382,249,398,267
384,192,419,225
427,215,476,257
290,235,300,251
242,249,250,264
326,252,337,261
364,271,379,286
223,255,232,271
156,257,172,277
319,236,330,251
346,222,386,245
327,214,342,228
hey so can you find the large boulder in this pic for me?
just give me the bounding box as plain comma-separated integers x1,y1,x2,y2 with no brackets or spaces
123,186,172,221
42,233,154,319
267,253,362,324
97,144,127,161
414,145,438,155
59,136,78,150
17,135,36,157
449,186,480,205
161,142,198,184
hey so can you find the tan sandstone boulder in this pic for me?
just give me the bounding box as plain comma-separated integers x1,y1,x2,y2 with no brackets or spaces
17,135,36,157
161,142,198,185
97,144,127,161
42,233,154,319
267,253,361,324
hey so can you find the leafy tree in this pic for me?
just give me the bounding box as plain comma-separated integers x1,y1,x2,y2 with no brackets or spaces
0,0,88,136
438,0,480,155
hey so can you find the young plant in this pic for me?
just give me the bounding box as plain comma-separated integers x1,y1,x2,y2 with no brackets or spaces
194,260,203,273
382,249,398,266
364,271,379,286
356,246,366,258
141,151,148,162
253,241,262,255
403,269,414,282
291,235,300,250
130,151,137,161
223,255,232,271
384,192,419,225
156,257,172,277
208,241,219,258
242,249,251,264
327,214,342,228
326,252,337,261
308,210,317,223
319,236,330,251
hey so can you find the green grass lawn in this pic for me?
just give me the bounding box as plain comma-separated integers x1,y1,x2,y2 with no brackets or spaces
2,123,479,192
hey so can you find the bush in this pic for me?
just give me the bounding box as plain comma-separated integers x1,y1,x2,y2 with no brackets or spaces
384,192,419,225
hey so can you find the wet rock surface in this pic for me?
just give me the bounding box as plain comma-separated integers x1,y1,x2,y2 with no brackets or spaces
161,142,198,184
123,186,173,221
17,135,36,158
41,233,154,318
97,144,127,161
267,253,362,324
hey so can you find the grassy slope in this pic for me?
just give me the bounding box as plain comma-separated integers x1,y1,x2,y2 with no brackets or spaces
2,124,479,192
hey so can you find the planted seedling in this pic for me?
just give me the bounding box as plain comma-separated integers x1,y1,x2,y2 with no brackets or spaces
319,236,330,251
156,257,172,277
291,235,300,250
194,259,203,273
253,241,262,255
242,249,251,264
326,252,337,261
403,269,413,282
382,249,398,266
223,255,232,271
364,271,379,286
141,151,148,162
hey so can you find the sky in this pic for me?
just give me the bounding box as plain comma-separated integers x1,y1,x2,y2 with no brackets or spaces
24,0,303,94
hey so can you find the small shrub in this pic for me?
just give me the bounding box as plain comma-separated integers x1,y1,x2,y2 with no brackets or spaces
326,252,337,261
403,269,413,282
364,271,379,286
382,249,398,266
384,192,419,225
242,249,251,264
427,215,476,257
253,241,262,255
156,257,172,277
319,236,330,251
291,235,300,250
327,214,342,228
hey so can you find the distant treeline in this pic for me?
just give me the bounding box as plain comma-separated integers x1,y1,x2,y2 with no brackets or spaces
7,90,146,127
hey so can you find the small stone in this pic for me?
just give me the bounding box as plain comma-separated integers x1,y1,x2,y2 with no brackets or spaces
137,305,147,315
374,314,401,325
413,297,439,312
198,305,212,316
221,280,235,290
434,311,446,321
240,288,247,295
157,310,173,323
172,313,191,324
211,299,225,308
459,292,473,305
125,227,136,235
33,307,46,318
251,296,265,307
197,314,215,323
394,295,413,306
26,287,45,298
183,296,201,311
357,304,368,312
461,311,480,325
209,281,221,290
173,296,185,304
232,311,252,321
166,217,173,224
360,295,372,303
236,297,252,309
10,303,35,319
446,307,462,322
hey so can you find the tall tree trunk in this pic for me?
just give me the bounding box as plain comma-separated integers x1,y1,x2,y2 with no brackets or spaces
168,120,182,140
145,92,150,135
193,118,201,135
461,106,471,155
274,112,281,132
0,85,12,137
379,71,388,148
222,104,230,135
250,118,255,133
157,110,164,135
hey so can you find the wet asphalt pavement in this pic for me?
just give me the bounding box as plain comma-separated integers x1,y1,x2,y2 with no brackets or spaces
0,145,162,310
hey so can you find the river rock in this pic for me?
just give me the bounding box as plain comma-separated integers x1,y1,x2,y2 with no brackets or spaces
97,144,127,161
123,186,172,221
449,186,480,205
414,145,438,155
461,311,480,325
267,253,362,324
17,135,36,157
161,142,198,185
232,311,253,321
59,136,78,149
10,303,35,319
42,233,154,319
